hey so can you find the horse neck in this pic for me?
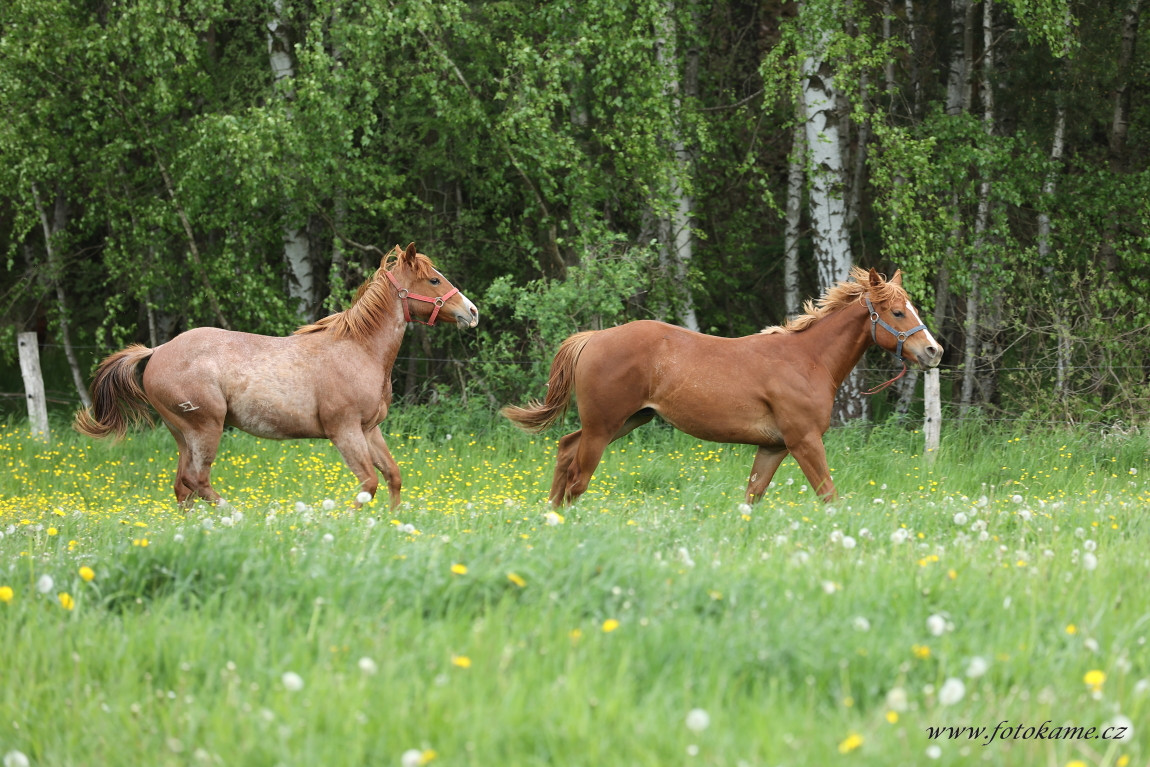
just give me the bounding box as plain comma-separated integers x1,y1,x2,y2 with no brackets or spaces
358,301,409,367
796,300,872,387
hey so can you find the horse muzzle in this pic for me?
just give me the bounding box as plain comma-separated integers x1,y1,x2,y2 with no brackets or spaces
454,298,479,329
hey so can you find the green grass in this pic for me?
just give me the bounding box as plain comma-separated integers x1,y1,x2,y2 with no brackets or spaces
1,414,1148,766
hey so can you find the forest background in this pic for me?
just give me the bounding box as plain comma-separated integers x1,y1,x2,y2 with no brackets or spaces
1,0,1147,429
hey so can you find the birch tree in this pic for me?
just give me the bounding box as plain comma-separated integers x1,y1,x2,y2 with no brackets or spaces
798,0,864,421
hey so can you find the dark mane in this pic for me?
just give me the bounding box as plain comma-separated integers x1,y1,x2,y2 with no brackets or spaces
760,266,907,335
294,248,441,340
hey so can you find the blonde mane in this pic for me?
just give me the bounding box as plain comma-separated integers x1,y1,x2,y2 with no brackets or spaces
761,266,907,335
294,247,441,341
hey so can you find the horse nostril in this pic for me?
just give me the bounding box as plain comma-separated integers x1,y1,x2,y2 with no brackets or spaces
927,346,939,358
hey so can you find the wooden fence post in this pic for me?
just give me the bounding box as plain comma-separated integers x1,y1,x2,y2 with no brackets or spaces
923,367,940,463
17,332,51,442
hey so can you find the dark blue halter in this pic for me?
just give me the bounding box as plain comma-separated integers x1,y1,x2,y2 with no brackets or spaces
865,295,927,363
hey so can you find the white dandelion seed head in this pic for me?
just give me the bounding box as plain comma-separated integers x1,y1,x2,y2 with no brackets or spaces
321,499,336,511
685,708,710,732
938,677,966,705
1083,637,1099,653
1074,527,1086,538
356,492,373,505
953,512,968,525
445,433,452,441
544,511,563,526
36,574,55,594
841,535,857,550
852,616,871,632
966,656,990,678
281,671,304,692
1083,552,1099,571
829,530,843,544
891,528,909,544
791,550,810,565
400,523,416,534
3,751,30,767
322,533,335,544
1011,494,1023,504
1018,509,1032,522
977,495,989,508
773,534,788,546
218,515,234,528
859,528,872,539
886,686,908,712
821,580,838,595
174,533,185,543
1084,539,1097,552
295,501,309,513
927,614,947,637
926,745,942,760
1134,678,1150,696
737,502,752,515
358,657,378,675
401,749,424,767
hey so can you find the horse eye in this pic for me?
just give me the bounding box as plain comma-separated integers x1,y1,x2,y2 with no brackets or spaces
429,277,441,286
892,310,905,318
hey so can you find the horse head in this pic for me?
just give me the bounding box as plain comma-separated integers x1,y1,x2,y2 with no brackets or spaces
384,243,479,328
863,268,942,368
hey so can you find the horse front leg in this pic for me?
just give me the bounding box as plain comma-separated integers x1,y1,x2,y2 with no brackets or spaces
366,427,402,509
746,445,789,504
786,433,837,502
328,428,379,507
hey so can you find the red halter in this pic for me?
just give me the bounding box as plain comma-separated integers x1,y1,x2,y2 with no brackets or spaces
384,270,459,326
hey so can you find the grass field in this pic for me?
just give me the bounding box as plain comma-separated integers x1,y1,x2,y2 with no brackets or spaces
1,413,1148,767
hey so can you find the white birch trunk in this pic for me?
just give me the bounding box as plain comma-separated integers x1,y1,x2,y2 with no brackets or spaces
801,14,863,421
18,332,50,442
654,1,698,331
268,1,315,318
784,117,805,318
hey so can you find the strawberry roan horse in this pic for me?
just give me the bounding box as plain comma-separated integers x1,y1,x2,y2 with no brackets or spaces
502,267,941,506
75,243,478,509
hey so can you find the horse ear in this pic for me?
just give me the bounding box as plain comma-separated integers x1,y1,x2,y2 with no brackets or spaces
868,268,883,288
403,242,417,264
890,269,903,287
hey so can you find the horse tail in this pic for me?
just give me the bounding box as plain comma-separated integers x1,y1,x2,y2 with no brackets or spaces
73,344,156,440
502,331,595,433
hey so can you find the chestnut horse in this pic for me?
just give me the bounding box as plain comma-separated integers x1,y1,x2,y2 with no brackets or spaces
75,243,478,509
502,267,941,506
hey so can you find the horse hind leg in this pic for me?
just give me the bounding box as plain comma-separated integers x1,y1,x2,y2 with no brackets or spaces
745,445,789,504
160,417,225,509
549,429,582,506
551,410,655,507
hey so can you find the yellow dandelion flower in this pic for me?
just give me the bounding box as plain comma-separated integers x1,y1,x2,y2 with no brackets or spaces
79,566,95,582
450,563,468,575
47,527,58,536
569,628,583,643
1083,669,1106,692
59,592,75,610
912,644,931,660
1067,761,1087,767
451,655,471,669
0,585,13,603
602,618,620,633
838,733,864,754
885,710,899,724
418,750,438,765
1065,623,1077,635
1117,755,1130,767
507,572,526,588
